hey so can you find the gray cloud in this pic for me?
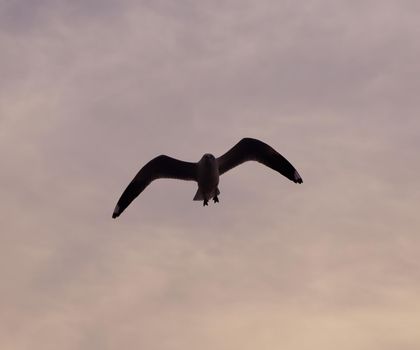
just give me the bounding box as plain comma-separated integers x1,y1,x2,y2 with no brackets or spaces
1,1,420,349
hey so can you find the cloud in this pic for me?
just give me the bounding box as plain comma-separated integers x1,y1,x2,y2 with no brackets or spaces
1,1,420,349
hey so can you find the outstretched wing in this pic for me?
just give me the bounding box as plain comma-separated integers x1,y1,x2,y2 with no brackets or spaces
217,138,303,183
112,155,197,218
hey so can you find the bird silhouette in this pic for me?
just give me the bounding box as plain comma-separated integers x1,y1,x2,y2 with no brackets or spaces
112,138,303,218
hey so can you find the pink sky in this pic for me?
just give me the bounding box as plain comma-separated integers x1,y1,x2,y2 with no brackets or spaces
1,1,420,349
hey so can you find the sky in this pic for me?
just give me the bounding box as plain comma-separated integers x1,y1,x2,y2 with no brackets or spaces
1,0,420,349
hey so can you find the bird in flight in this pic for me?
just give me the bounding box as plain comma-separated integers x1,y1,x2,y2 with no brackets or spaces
112,137,303,218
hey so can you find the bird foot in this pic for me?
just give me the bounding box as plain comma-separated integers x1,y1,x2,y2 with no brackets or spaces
213,196,219,203
203,199,209,206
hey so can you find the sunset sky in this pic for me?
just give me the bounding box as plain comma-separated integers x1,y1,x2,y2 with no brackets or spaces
1,1,420,349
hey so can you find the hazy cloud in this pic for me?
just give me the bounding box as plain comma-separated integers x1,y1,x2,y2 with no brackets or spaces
1,1,420,349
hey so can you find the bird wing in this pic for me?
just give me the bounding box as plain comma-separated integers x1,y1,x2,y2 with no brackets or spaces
112,155,197,218
217,138,303,183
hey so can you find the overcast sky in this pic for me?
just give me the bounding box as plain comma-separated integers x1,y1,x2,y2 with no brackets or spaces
1,1,420,349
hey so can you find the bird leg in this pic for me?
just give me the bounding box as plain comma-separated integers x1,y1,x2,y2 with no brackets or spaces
203,199,209,206
213,196,219,203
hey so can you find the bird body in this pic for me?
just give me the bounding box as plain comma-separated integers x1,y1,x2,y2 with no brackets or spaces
112,138,302,218
194,154,220,205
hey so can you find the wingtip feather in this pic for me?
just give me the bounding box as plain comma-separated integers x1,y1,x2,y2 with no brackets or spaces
112,205,120,219
294,170,303,184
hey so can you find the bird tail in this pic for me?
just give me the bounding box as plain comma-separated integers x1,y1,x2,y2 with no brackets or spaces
193,187,220,201
193,189,204,201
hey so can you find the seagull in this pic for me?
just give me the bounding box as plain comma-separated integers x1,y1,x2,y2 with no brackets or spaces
112,137,303,218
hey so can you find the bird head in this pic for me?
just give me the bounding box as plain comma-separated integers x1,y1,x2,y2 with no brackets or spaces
203,153,215,162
